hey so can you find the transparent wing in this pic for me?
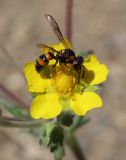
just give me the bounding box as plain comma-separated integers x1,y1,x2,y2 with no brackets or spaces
37,43,61,54
45,14,69,49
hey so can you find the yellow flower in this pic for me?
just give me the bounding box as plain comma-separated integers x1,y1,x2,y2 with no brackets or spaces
24,39,109,119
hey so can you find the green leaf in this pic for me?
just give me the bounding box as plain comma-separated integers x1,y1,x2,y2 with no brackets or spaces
40,122,64,152
53,145,64,160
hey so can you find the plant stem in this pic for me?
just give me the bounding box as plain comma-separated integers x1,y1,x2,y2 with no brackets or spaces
0,84,29,110
0,116,44,128
66,133,87,160
65,0,73,43
0,44,29,110
0,45,24,78
54,157,62,160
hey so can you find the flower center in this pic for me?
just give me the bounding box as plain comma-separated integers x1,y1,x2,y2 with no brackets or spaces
52,67,77,95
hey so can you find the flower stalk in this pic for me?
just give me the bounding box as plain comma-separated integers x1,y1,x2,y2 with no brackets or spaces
66,0,73,43
0,84,29,110
0,116,44,128
66,133,87,160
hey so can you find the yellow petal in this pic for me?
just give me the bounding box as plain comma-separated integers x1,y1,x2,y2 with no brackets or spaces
83,54,109,85
30,93,62,119
70,92,102,115
24,62,51,92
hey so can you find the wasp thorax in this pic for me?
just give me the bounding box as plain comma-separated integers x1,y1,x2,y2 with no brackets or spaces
52,69,77,95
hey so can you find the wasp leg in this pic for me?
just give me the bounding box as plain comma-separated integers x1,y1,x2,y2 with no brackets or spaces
77,65,85,84
81,65,85,79
77,68,81,84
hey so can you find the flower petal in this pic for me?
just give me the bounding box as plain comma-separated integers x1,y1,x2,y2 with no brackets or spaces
83,54,109,85
30,93,62,119
24,62,51,92
70,92,102,115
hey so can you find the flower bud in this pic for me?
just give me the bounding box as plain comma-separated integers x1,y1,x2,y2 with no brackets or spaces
57,111,74,126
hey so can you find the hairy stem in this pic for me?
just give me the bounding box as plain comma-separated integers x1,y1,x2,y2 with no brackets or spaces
0,84,29,110
66,133,87,160
0,116,44,128
0,46,24,78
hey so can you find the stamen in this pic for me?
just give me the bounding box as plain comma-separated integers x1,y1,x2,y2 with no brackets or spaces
52,68,77,95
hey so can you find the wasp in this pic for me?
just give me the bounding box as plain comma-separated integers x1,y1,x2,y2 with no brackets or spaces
36,15,89,82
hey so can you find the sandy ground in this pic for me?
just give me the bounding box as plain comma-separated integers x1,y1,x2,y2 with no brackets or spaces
0,0,126,159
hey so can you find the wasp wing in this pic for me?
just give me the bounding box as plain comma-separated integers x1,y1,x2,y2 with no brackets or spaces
45,15,69,49
37,43,61,55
